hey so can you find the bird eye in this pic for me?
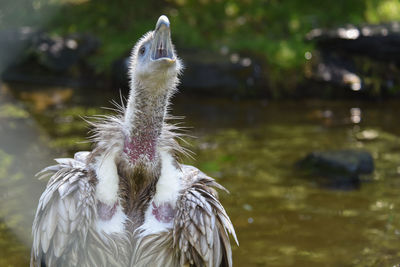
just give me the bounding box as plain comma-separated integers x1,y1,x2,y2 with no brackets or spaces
139,46,146,56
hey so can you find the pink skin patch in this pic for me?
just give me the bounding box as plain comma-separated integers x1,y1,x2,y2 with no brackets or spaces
124,133,156,163
97,201,117,221
152,202,175,223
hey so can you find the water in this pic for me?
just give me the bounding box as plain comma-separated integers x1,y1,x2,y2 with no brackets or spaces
1,83,400,266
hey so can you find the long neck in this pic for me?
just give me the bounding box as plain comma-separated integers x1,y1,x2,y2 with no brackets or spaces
123,80,170,164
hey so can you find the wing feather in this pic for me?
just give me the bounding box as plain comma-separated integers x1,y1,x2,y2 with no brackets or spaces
173,164,238,267
31,156,96,267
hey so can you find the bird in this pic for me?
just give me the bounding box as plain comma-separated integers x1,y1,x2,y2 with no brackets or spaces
31,15,237,267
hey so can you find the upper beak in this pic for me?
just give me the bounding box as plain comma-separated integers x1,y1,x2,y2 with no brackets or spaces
151,15,174,61
156,15,170,32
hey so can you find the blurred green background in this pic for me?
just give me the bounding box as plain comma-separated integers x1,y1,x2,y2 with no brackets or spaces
3,0,400,91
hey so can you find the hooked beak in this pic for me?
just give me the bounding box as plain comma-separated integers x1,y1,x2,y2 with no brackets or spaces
151,15,175,62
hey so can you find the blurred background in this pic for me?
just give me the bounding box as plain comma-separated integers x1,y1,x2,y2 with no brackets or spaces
1,0,400,266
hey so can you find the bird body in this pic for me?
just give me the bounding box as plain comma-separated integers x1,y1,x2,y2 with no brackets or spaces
31,15,237,267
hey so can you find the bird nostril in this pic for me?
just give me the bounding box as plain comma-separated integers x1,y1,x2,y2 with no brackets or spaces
151,33,173,60
155,46,168,59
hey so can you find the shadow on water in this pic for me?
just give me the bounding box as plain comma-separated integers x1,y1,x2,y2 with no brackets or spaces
1,82,400,266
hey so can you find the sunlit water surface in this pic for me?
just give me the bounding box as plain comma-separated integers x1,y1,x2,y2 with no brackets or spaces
1,83,400,266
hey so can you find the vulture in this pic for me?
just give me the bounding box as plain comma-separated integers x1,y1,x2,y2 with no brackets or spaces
31,15,237,267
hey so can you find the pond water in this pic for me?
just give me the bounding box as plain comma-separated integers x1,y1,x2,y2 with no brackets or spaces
1,83,400,266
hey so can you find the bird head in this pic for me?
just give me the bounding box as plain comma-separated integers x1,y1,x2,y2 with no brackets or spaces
129,15,182,91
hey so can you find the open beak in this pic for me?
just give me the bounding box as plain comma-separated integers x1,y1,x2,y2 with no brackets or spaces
151,15,175,61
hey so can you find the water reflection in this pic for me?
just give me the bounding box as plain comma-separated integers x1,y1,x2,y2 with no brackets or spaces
230,53,240,64
350,107,361,124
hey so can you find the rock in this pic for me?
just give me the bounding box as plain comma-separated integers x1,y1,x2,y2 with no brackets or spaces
298,149,374,176
0,27,39,72
307,23,400,62
0,28,99,73
1,29,101,87
179,49,265,96
111,48,267,97
297,149,374,189
31,33,99,72
306,22,400,96
306,51,362,91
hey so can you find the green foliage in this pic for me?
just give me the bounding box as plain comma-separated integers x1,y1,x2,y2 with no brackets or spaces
2,0,400,89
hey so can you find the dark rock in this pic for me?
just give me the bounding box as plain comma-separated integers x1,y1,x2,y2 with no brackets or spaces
0,27,39,72
298,149,374,175
111,48,267,97
306,22,400,97
31,33,99,72
306,51,362,91
179,49,266,97
307,23,400,62
297,149,374,189
0,28,101,87
0,28,99,73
